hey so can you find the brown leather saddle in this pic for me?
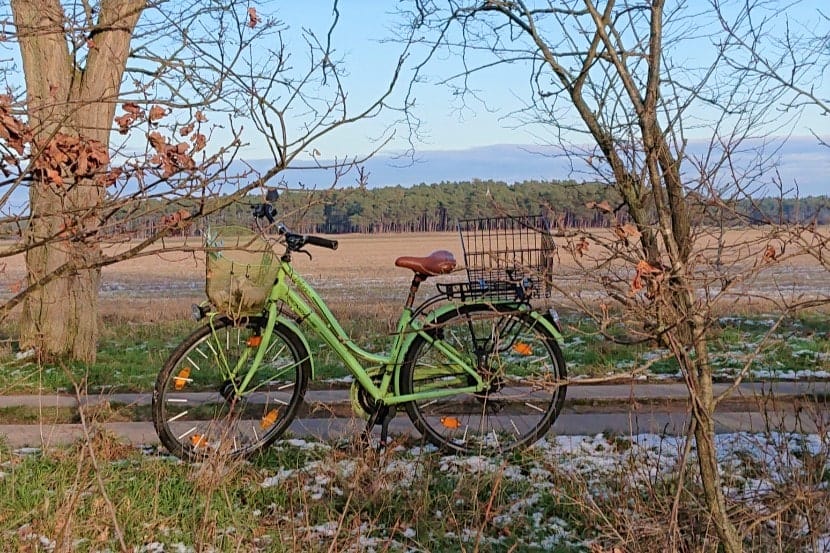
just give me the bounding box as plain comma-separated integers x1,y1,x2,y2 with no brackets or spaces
394,250,456,276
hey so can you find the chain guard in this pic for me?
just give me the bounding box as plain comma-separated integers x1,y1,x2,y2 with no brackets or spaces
349,371,383,419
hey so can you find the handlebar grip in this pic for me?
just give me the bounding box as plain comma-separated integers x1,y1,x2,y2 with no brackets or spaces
305,235,339,250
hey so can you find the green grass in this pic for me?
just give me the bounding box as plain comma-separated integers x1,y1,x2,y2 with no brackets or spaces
1,311,828,396
0,320,198,394
0,438,593,552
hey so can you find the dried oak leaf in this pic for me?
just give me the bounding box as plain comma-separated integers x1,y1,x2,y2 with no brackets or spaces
762,244,777,262
586,200,613,213
620,223,640,239
77,139,109,176
148,105,167,122
574,236,590,257
192,133,206,152
247,7,260,28
42,166,62,185
179,122,195,136
195,110,208,123
95,166,123,188
0,95,32,154
114,113,136,134
160,208,192,229
148,131,167,152
123,102,143,115
147,132,195,177
631,259,664,296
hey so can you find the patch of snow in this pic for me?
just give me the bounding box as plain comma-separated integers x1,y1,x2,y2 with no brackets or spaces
14,348,35,360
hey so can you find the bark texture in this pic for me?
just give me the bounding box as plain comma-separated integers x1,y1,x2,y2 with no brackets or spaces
12,0,145,362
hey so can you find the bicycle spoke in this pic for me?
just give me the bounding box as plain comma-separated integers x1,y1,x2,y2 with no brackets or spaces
153,317,309,461
402,304,566,455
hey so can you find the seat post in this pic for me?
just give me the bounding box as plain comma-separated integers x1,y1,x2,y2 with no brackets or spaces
405,273,426,309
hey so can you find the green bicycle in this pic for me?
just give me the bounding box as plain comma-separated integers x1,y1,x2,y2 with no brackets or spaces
152,193,567,461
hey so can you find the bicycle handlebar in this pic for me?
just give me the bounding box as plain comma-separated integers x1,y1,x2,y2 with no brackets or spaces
253,203,338,252
303,234,339,250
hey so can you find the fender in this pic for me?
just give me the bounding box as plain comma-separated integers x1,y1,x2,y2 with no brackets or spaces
416,301,564,344
396,301,565,394
531,307,565,344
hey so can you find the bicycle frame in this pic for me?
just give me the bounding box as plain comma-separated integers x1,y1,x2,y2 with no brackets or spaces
226,256,563,408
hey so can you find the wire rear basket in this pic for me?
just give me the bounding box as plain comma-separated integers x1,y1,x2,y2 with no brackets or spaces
456,215,555,300
205,226,279,315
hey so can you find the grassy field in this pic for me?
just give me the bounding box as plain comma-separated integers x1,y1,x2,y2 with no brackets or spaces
1,231,830,395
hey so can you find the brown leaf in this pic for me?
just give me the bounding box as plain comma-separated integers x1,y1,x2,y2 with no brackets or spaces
631,260,664,296
179,122,195,136
192,133,206,152
195,110,207,123
44,166,62,185
148,105,166,122
95,166,122,188
247,7,260,28
148,131,167,152
0,95,32,154
762,244,777,262
575,237,589,257
586,200,613,213
636,259,663,275
114,113,136,134
122,102,143,115
621,223,640,239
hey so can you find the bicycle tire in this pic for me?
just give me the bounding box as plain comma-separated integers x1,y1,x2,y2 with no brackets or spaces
153,316,309,461
400,303,566,455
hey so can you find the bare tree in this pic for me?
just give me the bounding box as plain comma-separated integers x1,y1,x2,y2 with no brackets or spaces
0,1,409,362
402,0,827,550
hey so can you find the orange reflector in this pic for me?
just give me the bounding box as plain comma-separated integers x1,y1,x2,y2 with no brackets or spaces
440,416,461,429
174,367,190,390
191,434,207,448
247,335,263,347
513,342,533,356
260,409,279,429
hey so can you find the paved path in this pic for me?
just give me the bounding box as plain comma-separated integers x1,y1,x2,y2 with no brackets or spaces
0,381,827,449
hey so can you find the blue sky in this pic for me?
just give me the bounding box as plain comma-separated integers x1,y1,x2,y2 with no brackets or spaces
249,1,829,196
234,0,830,195
1,2,827,201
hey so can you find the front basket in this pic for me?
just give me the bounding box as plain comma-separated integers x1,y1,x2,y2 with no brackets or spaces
205,226,279,315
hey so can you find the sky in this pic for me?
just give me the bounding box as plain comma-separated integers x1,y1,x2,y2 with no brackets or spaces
1,1,828,201
238,1,829,196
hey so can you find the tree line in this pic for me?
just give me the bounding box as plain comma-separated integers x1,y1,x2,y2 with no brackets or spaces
98,179,829,237
3,179,827,240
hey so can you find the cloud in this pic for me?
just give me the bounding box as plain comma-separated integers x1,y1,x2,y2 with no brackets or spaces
261,139,828,197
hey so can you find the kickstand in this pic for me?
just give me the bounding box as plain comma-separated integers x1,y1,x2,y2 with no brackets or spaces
377,406,396,451
362,405,396,452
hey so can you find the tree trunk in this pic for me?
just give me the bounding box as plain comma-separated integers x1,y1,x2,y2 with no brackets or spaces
689,324,744,553
13,0,145,362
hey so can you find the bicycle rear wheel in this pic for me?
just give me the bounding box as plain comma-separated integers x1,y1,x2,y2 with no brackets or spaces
153,316,309,461
401,303,566,455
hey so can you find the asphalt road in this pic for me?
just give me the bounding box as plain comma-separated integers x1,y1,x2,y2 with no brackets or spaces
1,381,827,449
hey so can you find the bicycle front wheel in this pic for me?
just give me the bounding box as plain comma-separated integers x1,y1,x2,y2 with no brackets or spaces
401,303,566,455
153,316,309,461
